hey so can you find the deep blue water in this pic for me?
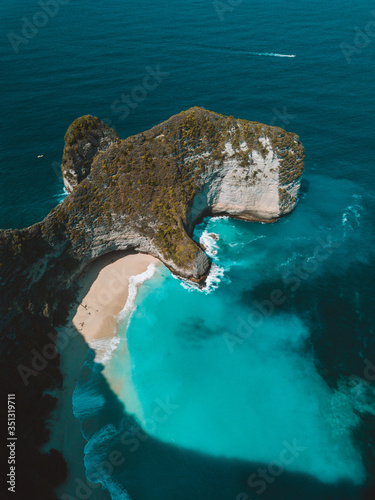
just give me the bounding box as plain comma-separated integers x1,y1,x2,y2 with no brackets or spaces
1,0,375,229
2,1,375,499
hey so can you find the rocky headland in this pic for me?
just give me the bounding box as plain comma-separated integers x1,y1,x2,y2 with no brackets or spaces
0,107,304,498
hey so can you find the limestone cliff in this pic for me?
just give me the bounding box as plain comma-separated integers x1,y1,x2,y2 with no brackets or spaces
59,107,303,277
0,109,304,496
62,115,120,192
0,107,304,331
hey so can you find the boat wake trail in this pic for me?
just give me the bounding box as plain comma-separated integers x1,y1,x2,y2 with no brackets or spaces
180,42,296,59
253,52,296,58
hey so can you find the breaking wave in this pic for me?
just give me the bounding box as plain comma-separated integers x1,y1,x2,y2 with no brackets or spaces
117,263,158,325
175,226,225,293
88,336,121,365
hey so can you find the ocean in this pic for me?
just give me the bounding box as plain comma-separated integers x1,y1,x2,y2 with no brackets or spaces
1,0,375,498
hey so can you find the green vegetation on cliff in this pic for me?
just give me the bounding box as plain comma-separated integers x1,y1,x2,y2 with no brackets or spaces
57,107,304,265
0,107,304,498
64,115,105,146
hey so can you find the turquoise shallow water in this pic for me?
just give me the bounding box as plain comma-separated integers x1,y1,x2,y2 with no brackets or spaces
74,170,375,498
112,217,366,482
2,0,375,498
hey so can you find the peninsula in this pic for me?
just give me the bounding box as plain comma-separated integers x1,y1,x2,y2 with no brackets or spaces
0,107,304,498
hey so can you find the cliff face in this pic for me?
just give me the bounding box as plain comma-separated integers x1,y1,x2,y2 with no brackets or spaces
62,115,120,192
0,109,304,492
0,107,304,330
58,107,303,276
186,134,302,232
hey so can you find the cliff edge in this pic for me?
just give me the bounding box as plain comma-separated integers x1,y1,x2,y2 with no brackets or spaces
0,107,304,497
58,107,304,279
0,106,304,329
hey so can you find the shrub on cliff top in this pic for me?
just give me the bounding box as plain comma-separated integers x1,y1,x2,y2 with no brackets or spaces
64,115,103,146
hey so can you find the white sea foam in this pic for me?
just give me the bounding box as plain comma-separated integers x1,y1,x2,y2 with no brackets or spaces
56,186,69,203
228,234,266,249
276,251,299,272
89,336,121,365
199,230,219,257
249,234,266,243
175,229,225,293
84,424,118,461
250,52,296,58
84,425,132,498
99,215,370,486
341,195,363,236
117,263,157,325
186,42,296,59
88,264,157,365
342,204,362,229
105,481,131,500
177,262,225,294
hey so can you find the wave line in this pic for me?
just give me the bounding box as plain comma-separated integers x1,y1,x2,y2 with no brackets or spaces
180,42,296,59
253,52,296,58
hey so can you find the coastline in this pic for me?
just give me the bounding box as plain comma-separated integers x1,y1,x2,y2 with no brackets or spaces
45,251,159,499
72,252,159,363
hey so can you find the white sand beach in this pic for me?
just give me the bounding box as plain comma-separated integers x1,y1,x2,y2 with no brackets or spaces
45,252,159,499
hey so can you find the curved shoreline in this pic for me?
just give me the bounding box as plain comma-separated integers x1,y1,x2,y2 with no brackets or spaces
45,252,160,499
0,109,304,498
72,252,159,363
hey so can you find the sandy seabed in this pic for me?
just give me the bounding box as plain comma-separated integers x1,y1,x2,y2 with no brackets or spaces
45,252,159,499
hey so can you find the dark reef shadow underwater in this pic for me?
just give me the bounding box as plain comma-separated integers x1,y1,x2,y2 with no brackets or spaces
69,184,375,500
71,346,375,500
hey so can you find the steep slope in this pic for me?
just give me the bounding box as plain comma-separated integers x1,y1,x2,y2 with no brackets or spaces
1,107,305,327
0,107,304,498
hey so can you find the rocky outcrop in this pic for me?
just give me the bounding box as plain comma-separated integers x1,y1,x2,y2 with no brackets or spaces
0,107,304,329
0,107,305,500
62,115,120,192
59,107,303,277
186,134,302,232
0,109,304,491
